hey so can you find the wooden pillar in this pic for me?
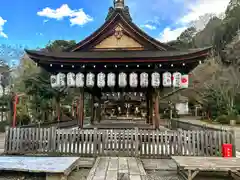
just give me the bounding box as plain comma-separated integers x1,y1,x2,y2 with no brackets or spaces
149,90,153,125
146,92,150,124
154,90,160,129
90,94,94,125
96,97,101,123
78,90,84,129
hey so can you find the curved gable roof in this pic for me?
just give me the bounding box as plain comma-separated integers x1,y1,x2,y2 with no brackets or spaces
70,9,177,52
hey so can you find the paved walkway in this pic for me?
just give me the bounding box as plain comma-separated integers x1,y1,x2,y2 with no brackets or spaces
87,157,147,180
0,133,5,154
177,117,240,151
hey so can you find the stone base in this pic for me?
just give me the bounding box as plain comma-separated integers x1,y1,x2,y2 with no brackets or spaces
46,173,67,180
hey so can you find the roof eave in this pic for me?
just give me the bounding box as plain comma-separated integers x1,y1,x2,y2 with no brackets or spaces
25,47,211,63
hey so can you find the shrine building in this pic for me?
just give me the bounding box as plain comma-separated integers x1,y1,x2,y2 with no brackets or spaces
25,0,211,129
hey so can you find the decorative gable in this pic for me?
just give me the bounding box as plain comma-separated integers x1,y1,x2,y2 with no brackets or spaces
93,24,143,50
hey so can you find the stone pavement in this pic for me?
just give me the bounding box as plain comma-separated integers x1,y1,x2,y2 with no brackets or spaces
177,117,240,152
0,133,5,154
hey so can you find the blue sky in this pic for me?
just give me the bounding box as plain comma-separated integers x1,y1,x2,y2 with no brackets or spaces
0,0,230,50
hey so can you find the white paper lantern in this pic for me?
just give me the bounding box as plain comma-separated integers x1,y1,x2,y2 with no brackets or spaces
97,72,106,88
118,72,127,87
50,75,58,88
107,73,116,87
162,72,172,87
76,73,85,87
140,72,148,87
0,85,3,97
172,72,182,88
180,74,189,88
57,73,66,87
129,72,138,88
4,86,10,95
86,72,95,88
67,72,76,87
151,72,160,88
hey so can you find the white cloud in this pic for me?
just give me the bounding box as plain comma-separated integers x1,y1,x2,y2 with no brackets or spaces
158,0,230,42
179,0,230,24
142,24,157,30
158,27,187,42
37,4,93,26
69,9,93,26
146,16,161,25
142,16,160,30
43,19,49,24
36,32,43,36
0,16,7,38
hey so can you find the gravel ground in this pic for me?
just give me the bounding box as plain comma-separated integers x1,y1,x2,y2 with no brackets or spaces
147,170,233,180
0,169,90,180
0,169,234,180
0,172,45,180
68,168,90,180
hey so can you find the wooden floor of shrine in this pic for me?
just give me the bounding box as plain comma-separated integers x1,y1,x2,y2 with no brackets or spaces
34,116,168,130
83,118,168,130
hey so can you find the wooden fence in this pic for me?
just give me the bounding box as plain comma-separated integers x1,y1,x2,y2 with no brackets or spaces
4,127,236,158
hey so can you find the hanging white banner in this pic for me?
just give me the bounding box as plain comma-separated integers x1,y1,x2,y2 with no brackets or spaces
57,73,66,87
172,72,182,88
140,72,148,87
67,72,76,87
129,72,138,88
162,72,171,87
180,74,189,88
76,73,85,87
86,72,95,88
50,75,58,88
151,72,160,88
107,73,116,87
97,72,106,88
118,72,127,87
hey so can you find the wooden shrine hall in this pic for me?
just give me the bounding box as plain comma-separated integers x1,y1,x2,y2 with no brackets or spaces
25,0,211,129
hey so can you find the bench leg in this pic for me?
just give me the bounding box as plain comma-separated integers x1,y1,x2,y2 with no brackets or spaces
230,170,240,180
187,170,199,180
177,166,180,175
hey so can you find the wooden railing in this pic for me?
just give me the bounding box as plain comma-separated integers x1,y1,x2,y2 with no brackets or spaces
4,127,236,158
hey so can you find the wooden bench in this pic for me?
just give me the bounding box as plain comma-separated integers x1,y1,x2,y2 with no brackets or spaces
0,156,80,180
172,156,240,180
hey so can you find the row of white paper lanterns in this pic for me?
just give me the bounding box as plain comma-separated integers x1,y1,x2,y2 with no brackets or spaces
50,72,189,89
0,85,10,97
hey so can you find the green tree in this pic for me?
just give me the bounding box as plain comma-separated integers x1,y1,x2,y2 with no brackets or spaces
214,0,240,57
45,40,76,52
13,40,79,124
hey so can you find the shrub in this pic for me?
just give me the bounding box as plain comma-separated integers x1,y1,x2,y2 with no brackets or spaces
216,115,229,124
16,114,31,125
0,121,9,132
